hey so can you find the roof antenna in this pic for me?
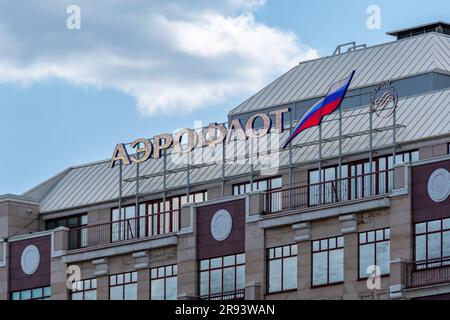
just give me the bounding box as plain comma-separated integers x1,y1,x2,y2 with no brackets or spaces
333,42,367,55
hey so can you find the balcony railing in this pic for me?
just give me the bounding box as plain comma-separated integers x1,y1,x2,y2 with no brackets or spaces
68,209,181,250
199,289,245,301
265,169,393,214
406,258,450,289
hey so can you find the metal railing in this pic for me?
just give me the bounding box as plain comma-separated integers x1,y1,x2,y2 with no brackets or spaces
68,209,181,250
265,169,393,214
406,257,450,288
199,289,245,301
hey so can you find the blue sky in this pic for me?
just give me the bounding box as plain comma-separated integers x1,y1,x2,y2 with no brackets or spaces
1,0,449,195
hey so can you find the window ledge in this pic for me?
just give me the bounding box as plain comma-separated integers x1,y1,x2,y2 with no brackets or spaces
310,281,344,289
265,288,298,296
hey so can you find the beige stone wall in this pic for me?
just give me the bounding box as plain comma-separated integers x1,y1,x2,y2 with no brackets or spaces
88,208,110,225
265,225,294,249
0,200,40,238
65,244,178,300
419,142,449,160
260,208,399,300
149,246,177,269
207,185,223,200
177,232,197,299
245,222,265,299
108,254,136,275
51,258,68,300
389,195,412,261
0,203,8,239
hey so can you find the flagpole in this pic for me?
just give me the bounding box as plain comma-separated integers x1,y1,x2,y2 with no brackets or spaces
393,100,397,165
338,103,343,202
288,109,293,211
318,122,322,206
135,161,140,216
369,101,373,196
119,161,123,216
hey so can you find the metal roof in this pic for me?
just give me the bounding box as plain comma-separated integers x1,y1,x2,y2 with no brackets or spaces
37,88,450,213
386,21,450,36
228,32,450,117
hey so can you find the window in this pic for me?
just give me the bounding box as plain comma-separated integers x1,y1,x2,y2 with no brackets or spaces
267,244,297,293
46,214,88,249
312,236,344,286
415,218,450,269
11,286,51,300
111,191,207,242
150,265,177,300
70,278,97,300
233,177,282,212
308,150,418,206
199,253,245,300
359,228,390,278
145,191,207,237
112,205,137,242
233,176,282,195
109,272,137,300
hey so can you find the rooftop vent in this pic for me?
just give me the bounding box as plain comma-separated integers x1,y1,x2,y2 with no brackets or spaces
387,21,450,40
333,41,367,55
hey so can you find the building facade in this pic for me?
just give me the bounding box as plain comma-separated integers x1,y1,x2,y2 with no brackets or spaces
1,22,450,300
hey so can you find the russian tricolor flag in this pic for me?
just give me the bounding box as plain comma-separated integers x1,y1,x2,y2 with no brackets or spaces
283,71,355,149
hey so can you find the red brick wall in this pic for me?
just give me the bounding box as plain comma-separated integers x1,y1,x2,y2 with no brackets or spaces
197,199,245,260
8,235,51,292
412,159,450,223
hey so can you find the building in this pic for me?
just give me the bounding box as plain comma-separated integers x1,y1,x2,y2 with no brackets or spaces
1,22,450,300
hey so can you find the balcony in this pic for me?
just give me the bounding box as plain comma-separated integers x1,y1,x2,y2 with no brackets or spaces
67,209,181,250
405,258,450,289
264,169,393,215
199,289,245,301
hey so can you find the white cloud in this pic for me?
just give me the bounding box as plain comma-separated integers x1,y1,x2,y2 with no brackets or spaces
0,1,318,116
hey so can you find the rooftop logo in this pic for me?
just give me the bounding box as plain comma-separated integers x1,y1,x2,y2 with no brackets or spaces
370,80,398,118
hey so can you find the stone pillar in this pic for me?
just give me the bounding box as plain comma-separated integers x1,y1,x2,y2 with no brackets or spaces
177,205,197,300
247,192,265,218
389,258,407,300
93,258,109,300
293,222,311,298
244,193,265,300
50,258,68,300
51,227,69,300
245,282,260,300
389,168,412,300
245,222,265,300
133,251,150,300
339,215,359,299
